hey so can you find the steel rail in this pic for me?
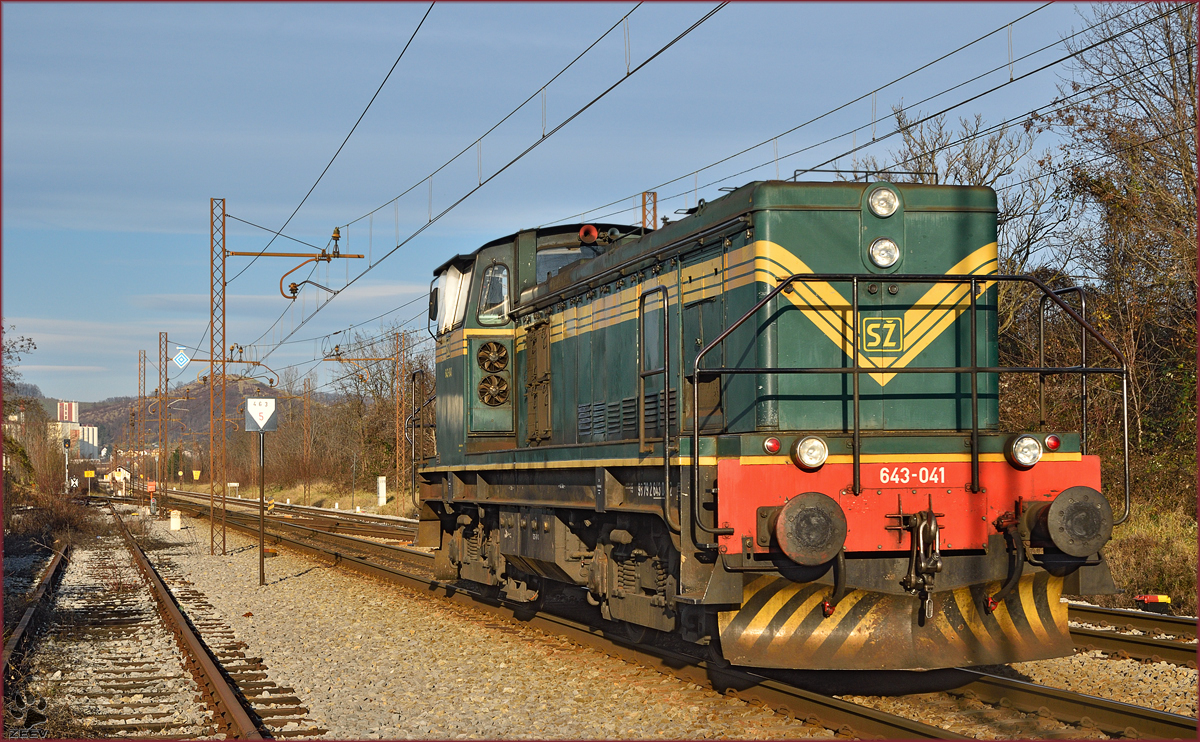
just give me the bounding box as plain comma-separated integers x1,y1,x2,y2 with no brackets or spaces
1068,604,1197,638
160,488,419,539
957,669,1197,740
109,506,264,740
164,497,965,739
164,494,1195,734
1067,604,1197,667
1070,626,1197,668
2,544,69,675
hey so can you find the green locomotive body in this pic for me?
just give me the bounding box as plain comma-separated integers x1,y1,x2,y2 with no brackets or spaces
415,180,1124,670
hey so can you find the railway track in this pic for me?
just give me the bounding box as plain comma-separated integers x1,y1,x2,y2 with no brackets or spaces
108,489,418,542
1067,604,1197,668
146,489,1200,670
151,493,1197,740
3,507,262,739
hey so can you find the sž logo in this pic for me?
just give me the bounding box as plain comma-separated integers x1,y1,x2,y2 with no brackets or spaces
860,317,904,353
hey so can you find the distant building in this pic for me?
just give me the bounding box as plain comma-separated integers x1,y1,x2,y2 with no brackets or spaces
57,401,79,423
48,420,101,458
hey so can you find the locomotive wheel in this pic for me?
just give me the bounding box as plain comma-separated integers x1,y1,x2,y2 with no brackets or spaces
478,375,509,406
477,341,509,372
621,621,648,645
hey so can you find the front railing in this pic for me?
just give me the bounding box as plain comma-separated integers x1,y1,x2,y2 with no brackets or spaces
686,273,1130,550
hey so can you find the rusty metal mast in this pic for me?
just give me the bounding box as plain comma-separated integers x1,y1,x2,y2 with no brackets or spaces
137,350,146,505
325,336,407,512
642,191,657,233
398,331,412,511
303,376,313,505
158,332,169,508
210,198,228,555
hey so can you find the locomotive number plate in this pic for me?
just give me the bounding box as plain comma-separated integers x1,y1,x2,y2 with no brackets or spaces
874,465,947,486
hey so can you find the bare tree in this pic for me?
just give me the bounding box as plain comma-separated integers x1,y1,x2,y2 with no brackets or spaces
856,107,1076,338
1049,2,1197,450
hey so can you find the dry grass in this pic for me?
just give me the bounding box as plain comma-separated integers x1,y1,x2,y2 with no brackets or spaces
3,488,102,548
172,479,418,517
1098,507,1198,616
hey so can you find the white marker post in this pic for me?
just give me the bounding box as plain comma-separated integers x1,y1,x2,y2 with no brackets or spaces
377,476,387,507
245,398,278,586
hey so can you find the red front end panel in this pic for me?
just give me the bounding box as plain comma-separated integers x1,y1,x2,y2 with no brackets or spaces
716,456,1102,553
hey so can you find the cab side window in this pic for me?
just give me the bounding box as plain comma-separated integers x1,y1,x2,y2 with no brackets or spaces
477,264,510,325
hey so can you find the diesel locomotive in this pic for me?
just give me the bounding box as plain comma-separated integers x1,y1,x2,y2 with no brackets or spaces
412,180,1129,670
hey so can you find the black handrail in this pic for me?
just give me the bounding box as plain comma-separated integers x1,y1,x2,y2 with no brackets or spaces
687,271,1131,549
1040,287,1089,454
406,370,435,512
637,286,680,532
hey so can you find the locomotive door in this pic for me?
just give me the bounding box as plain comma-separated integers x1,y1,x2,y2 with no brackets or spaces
681,247,724,432
467,245,516,442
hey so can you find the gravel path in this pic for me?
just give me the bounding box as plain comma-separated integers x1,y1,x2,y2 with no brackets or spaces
152,514,835,740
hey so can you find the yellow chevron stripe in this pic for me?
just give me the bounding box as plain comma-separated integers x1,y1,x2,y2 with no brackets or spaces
436,240,999,380
1020,576,1051,645
738,582,807,639
953,582,1001,656
795,590,870,656
763,589,828,654
990,590,1025,648
932,598,973,655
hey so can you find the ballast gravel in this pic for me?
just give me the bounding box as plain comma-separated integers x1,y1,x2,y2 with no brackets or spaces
153,515,833,739
1008,651,1197,717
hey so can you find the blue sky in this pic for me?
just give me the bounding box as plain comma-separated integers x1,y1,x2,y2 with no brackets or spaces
3,2,1086,402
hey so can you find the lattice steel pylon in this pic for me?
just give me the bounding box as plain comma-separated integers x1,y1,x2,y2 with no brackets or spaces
209,198,228,555
393,332,407,516
642,191,657,233
158,331,169,511
137,350,146,505
303,376,313,505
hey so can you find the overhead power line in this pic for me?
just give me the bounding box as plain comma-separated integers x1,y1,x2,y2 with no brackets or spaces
342,3,645,229
229,2,435,284
791,4,1184,178
251,3,728,366
249,3,1179,385
238,2,647,360
535,1,1063,227
552,2,1157,227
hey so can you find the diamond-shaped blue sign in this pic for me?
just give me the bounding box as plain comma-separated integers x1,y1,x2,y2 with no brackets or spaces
172,350,190,369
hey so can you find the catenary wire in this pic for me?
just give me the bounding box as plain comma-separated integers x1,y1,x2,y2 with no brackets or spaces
228,2,434,284
249,3,727,366
590,2,1176,224
553,1,1158,227
243,7,1180,386
238,2,650,360
535,1,1061,228
342,3,644,229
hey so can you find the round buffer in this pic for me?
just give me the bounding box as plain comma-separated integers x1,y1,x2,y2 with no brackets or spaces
772,492,847,566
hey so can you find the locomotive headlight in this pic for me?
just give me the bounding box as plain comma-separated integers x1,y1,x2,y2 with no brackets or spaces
868,237,900,268
868,187,899,218
1007,434,1043,469
790,436,829,470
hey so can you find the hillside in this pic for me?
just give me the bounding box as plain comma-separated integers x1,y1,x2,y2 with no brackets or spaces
77,376,288,449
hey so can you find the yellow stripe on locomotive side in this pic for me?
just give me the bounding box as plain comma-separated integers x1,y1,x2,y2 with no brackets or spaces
434,239,998,378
